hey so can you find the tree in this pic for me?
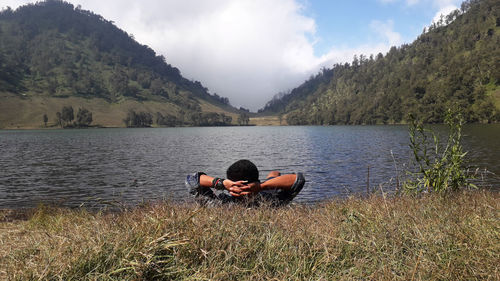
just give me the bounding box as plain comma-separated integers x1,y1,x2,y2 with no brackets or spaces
189,112,202,126
61,106,74,127
138,112,153,127
123,110,136,127
76,108,93,127
237,113,250,126
55,112,62,128
43,113,48,127
258,0,499,125
150,78,164,95
221,113,232,125
156,112,178,127
0,1,232,124
109,69,128,98
123,110,152,127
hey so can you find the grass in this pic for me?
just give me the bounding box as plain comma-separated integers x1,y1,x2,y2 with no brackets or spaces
0,93,242,129
0,92,180,129
1,190,498,280
249,115,284,126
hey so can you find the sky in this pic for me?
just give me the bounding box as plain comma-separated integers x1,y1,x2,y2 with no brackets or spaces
2,0,462,110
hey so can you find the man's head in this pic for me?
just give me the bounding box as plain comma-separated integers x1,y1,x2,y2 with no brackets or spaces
226,159,259,183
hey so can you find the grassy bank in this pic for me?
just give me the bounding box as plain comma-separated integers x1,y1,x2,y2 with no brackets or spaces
1,191,498,280
249,116,284,126
0,93,240,129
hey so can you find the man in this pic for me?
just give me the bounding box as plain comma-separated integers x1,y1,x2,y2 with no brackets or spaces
186,159,305,206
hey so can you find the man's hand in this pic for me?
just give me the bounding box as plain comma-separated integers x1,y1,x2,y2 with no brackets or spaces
228,181,262,197
223,179,247,196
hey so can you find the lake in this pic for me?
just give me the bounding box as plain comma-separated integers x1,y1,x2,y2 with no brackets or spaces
1,125,499,209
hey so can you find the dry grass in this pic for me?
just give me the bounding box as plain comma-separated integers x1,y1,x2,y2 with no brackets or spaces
0,93,241,129
0,93,181,129
198,100,240,122
0,191,498,280
249,116,285,126
0,92,286,129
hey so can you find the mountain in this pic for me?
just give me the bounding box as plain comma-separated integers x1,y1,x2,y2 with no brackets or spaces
0,0,239,128
259,0,500,124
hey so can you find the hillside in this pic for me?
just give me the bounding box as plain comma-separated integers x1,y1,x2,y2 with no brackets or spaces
259,0,500,125
0,0,239,128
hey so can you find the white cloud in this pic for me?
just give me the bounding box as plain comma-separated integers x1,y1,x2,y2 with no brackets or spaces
1,0,31,10
431,0,461,24
432,4,458,24
377,0,460,35
370,20,403,46
1,0,409,110
314,19,403,69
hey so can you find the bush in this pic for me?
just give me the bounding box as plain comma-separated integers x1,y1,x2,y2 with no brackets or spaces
404,109,476,194
76,108,93,127
123,110,152,127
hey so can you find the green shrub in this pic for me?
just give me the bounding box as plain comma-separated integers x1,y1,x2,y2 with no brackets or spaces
404,109,476,194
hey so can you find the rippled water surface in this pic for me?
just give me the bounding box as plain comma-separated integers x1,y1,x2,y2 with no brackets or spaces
1,125,499,208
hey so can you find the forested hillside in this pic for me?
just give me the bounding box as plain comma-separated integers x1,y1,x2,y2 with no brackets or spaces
260,0,499,124
0,0,237,128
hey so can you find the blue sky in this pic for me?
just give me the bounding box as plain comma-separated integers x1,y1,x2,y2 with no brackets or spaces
2,0,462,109
305,1,434,55
307,0,461,56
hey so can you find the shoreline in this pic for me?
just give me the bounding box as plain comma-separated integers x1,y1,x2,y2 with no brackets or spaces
0,124,259,130
1,122,499,130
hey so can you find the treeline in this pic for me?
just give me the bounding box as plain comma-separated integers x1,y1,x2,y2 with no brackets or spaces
237,113,250,125
50,105,93,128
0,0,232,113
260,0,499,124
123,110,236,127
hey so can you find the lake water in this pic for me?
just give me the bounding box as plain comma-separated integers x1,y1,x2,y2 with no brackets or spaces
1,125,499,209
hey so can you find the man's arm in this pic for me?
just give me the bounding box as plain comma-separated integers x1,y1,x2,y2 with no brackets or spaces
232,174,298,196
260,174,297,190
199,174,247,195
199,174,216,188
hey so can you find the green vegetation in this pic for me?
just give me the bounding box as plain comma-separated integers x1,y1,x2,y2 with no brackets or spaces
123,110,152,128
61,105,74,126
405,109,477,193
155,112,181,127
53,105,93,127
42,113,48,127
123,110,235,127
189,112,233,127
0,0,240,128
237,113,250,125
260,0,499,125
76,107,93,127
0,191,498,280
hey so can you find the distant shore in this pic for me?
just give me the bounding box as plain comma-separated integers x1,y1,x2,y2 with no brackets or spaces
4,121,500,130
0,124,259,130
